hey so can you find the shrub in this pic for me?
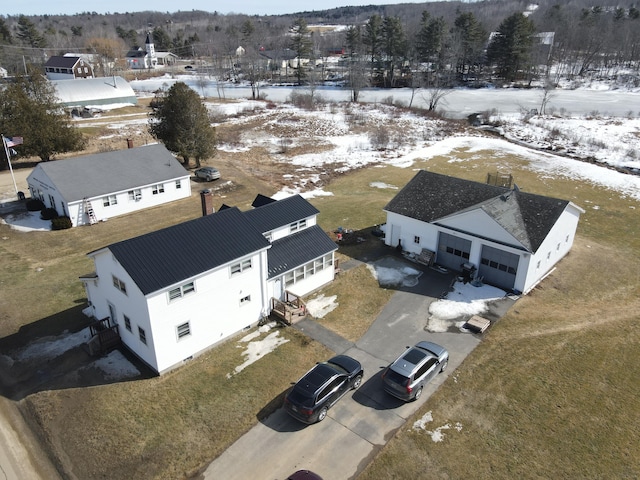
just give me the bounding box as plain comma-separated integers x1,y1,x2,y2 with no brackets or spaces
26,199,45,211
40,208,59,220
51,216,73,230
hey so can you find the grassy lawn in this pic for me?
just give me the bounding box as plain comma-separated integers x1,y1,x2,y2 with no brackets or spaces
1,114,639,479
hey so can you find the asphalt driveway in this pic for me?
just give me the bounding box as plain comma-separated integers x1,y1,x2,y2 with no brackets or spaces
198,260,501,480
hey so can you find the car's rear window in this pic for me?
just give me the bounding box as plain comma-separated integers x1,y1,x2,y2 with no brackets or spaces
288,387,314,406
385,369,409,386
402,348,427,366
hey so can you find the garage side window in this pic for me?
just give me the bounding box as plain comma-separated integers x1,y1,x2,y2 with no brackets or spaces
152,184,165,195
103,195,118,207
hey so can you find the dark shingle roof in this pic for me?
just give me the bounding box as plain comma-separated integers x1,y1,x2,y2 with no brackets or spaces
30,144,188,202
251,194,277,208
244,194,319,234
44,56,80,68
107,207,270,295
267,225,338,279
384,170,570,252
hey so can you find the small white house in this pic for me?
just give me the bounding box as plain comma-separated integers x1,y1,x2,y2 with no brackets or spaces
27,144,191,227
81,194,338,375
383,170,584,294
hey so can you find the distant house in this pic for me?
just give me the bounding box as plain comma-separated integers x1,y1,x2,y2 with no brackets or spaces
81,194,338,374
155,51,178,66
27,144,191,227
126,32,157,69
383,170,584,294
44,56,94,80
51,76,137,108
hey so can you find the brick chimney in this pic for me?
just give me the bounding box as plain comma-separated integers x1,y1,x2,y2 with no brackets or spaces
200,189,214,216
127,138,134,149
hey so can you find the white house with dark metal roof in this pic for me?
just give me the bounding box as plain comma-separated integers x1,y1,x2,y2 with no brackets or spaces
81,194,338,374
27,144,191,227
383,170,584,294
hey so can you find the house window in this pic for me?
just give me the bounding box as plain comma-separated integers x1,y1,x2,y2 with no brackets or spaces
240,295,251,305
547,252,551,260
536,260,541,269
112,275,127,294
49,194,56,209
124,315,132,332
177,321,191,339
152,184,165,195
284,271,295,287
168,282,195,302
128,189,142,201
566,235,570,243
557,243,561,251
414,236,420,244
289,219,307,233
230,259,252,276
103,195,118,207
176,180,182,189
138,327,147,345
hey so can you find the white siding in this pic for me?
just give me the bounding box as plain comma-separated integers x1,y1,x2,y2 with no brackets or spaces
520,205,581,293
27,168,191,227
83,249,159,370
145,250,267,374
266,215,317,241
439,209,524,247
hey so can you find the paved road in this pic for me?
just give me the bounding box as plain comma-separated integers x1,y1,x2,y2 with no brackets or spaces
200,263,493,480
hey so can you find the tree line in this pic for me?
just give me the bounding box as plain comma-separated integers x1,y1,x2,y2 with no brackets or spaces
0,1,638,87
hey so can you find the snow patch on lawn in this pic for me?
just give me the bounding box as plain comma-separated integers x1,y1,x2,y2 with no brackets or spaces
413,410,463,442
306,294,338,318
230,324,289,376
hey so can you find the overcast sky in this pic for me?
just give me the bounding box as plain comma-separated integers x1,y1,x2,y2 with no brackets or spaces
5,0,458,17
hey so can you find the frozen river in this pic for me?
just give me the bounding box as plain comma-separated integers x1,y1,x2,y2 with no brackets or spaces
131,77,640,119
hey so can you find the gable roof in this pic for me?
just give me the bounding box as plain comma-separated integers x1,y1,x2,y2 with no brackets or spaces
243,194,319,233
28,144,188,202
384,170,570,252
44,56,80,68
251,194,277,208
266,225,338,279
106,207,270,295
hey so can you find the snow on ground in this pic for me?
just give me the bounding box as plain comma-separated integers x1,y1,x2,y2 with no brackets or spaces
1,211,51,231
413,410,463,443
16,328,91,362
427,281,506,333
229,322,289,376
306,294,338,318
87,350,140,380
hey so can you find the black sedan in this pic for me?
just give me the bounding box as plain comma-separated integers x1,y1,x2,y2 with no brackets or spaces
284,355,363,424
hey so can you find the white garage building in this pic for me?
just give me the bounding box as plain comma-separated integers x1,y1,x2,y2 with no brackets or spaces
383,170,584,294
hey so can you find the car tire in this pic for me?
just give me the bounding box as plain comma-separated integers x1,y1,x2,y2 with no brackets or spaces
317,407,328,422
206,176,212,181
352,374,363,389
440,359,448,373
413,386,423,401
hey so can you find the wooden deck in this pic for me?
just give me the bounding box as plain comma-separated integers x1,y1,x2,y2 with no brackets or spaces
270,291,307,325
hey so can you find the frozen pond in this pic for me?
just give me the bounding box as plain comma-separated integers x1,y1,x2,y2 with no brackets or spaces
131,76,640,119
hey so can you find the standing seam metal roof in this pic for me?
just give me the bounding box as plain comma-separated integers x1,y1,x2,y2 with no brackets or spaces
107,207,271,295
266,225,338,279
243,194,320,233
383,170,570,252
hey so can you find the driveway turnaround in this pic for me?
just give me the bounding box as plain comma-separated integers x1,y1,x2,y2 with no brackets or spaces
200,263,486,480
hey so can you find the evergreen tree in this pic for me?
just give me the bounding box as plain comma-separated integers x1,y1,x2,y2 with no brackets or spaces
344,25,367,102
16,15,46,48
363,14,383,79
451,12,486,81
148,82,217,168
0,18,13,45
487,13,536,82
0,68,85,163
289,18,312,85
152,26,173,51
381,16,407,88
